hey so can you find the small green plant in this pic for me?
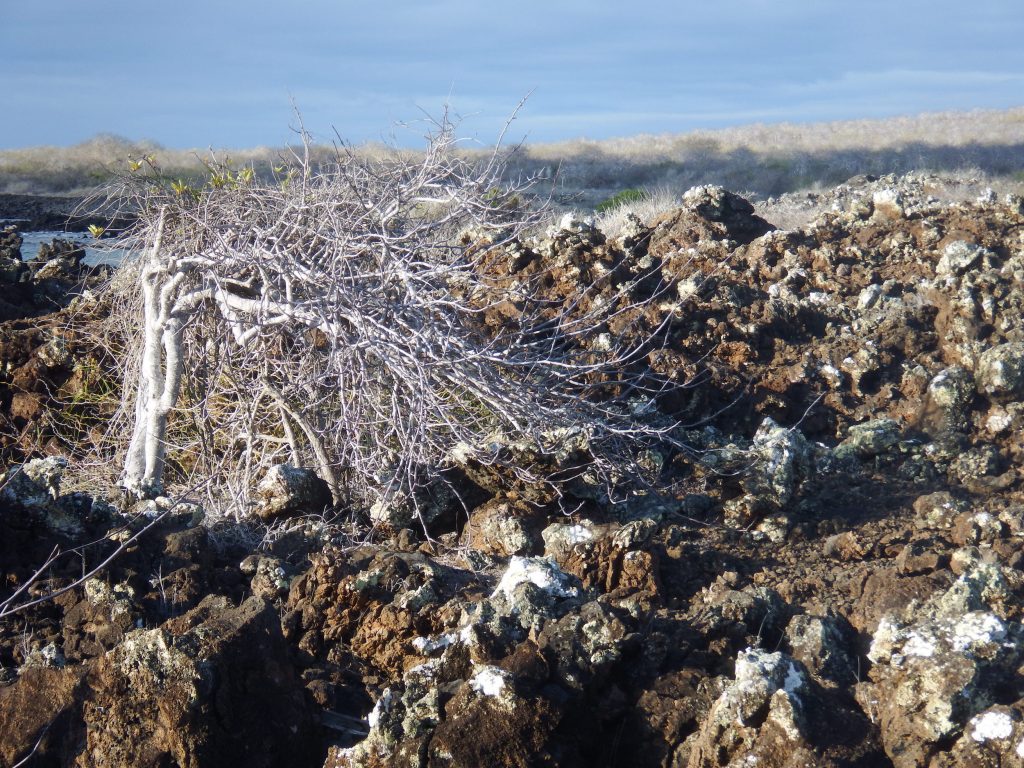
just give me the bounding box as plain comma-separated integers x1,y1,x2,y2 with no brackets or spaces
595,187,648,213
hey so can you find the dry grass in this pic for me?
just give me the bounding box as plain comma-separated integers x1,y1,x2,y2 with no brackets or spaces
3,107,1023,205
516,106,1024,207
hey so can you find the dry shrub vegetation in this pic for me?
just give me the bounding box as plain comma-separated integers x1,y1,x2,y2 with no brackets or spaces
8,106,1024,524
66,115,686,526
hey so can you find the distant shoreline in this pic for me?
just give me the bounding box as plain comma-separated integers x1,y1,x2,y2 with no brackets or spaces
0,193,126,233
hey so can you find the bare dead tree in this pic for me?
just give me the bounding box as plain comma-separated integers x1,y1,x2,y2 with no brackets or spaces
100,113,685,519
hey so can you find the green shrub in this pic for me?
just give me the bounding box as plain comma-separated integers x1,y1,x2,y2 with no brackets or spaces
595,187,648,213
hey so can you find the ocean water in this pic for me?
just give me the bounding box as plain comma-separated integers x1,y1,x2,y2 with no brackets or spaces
3,228,129,267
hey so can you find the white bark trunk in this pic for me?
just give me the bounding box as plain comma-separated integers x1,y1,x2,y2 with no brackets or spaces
121,210,187,497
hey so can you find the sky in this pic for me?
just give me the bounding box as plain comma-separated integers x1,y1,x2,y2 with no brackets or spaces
2,0,1023,150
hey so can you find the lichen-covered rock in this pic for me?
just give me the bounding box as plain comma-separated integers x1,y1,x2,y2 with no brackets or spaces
739,417,813,508
0,456,84,536
330,556,628,767
872,188,905,219
913,491,970,530
0,596,320,768
784,614,856,686
976,343,1024,403
932,562,1011,618
254,464,331,521
59,578,140,661
541,520,598,560
462,497,542,556
447,426,600,503
936,241,990,278
930,705,1024,768
685,649,819,767
835,418,902,459
240,554,294,601
923,366,975,437
857,609,1024,768
483,556,582,635
536,597,629,690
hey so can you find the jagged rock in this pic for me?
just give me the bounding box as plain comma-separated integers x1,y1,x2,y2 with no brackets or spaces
976,343,1024,403
858,609,1024,768
240,555,293,601
447,427,599,503
536,597,629,690
872,188,905,219
0,225,22,260
823,530,867,561
0,255,28,284
740,417,812,507
951,507,1007,546
462,497,542,556
0,456,84,536
284,547,465,680
685,649,819,767
931,705,1024,768
680,185,774,243
330,556,602,767
913,491,970,530
693,585,789,650
541,520,598,560
60,578,140,661
932,562,1011,618
895,541,948,575
784,614,856,686
936,241,989,278
254,464,331,521
923,366,975,436
486,556,582,619
33,237,85,264
0,596,321,768
835,418,902,459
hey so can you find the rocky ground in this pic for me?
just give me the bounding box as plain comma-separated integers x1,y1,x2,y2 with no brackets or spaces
3,173,1024,767
0,195,118,234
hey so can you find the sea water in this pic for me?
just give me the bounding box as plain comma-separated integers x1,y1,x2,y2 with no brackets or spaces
3,228,129,267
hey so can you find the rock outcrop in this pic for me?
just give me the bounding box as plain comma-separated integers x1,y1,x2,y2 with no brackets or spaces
4,174,1024,767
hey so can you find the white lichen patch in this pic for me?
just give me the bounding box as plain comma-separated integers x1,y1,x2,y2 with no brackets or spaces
951,612,1007,653
970,711,1014,742
116,628,196,695
469,665,508,697
564,524,593,545
367,688,395,728
819,364,844,388
411,633,457,655
902,632,937,658
867,617,902,664
986,408,1014,434
491,556,578,599
782,661,806,695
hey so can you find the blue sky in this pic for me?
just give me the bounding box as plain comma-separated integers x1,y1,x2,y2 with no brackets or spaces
2,0,1022,149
